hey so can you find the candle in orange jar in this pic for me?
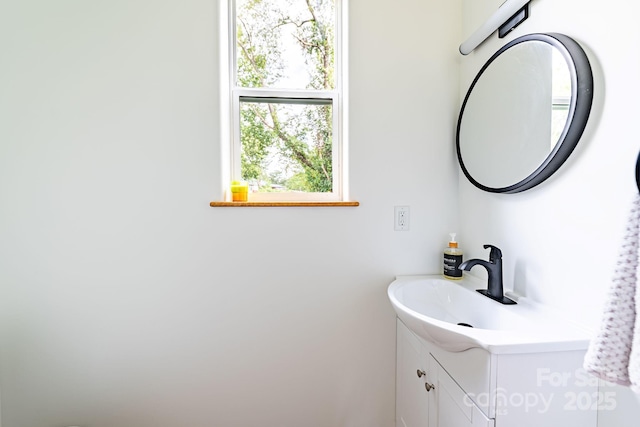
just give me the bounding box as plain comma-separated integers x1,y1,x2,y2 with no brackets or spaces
230,181,248,202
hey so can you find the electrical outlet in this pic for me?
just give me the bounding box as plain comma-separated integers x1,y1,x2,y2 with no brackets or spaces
394,206,409,231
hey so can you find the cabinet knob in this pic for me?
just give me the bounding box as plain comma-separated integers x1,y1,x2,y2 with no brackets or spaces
425,382,435,392
416,369,426,378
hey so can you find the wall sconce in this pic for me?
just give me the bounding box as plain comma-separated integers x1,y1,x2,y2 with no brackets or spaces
459,0,532,55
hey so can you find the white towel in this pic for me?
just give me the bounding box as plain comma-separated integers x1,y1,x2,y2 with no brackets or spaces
584,193,640,390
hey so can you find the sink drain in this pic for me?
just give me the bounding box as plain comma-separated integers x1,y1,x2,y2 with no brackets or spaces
457,322,474,328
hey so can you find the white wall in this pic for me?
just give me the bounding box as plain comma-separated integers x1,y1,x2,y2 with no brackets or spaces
459,0,640,425
0,0,461,426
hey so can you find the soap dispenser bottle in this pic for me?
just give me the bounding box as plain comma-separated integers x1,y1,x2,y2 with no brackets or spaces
443,233,463,280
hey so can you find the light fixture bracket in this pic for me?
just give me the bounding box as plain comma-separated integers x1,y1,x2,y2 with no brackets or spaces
459,0,533,55
498,4,529,38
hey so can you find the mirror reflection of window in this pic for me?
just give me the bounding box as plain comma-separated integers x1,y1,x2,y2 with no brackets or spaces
551,49,572,149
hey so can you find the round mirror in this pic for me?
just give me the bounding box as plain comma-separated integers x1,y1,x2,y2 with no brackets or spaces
456,33,593,193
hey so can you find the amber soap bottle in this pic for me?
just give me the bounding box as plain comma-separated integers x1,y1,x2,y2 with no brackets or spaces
443,233,463,280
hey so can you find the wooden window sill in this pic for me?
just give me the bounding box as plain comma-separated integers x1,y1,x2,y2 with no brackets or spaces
210,201,360,207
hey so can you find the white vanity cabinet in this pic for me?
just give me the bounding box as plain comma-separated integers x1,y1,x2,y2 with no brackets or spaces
396,315,430,427
428,353,494,427
396,319,598,427
397,319,491,427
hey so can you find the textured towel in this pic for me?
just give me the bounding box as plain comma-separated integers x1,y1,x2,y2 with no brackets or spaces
584,194,640,391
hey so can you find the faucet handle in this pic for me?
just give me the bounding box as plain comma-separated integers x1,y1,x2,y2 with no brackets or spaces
483,244,502,262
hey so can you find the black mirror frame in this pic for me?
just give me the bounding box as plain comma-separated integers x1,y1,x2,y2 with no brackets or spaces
456,33,594,193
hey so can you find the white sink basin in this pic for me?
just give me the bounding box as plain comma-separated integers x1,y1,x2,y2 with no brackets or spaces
388,275,591,354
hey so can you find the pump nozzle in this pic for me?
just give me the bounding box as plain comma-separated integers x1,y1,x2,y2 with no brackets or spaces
449,232,458,248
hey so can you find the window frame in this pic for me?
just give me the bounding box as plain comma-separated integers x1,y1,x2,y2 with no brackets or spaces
227,0,347,202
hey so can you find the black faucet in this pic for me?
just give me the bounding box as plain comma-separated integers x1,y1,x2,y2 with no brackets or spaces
458,245,516,305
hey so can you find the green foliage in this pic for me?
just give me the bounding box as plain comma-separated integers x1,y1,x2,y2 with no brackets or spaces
239,104,272,181
236,0,335,193
286,172,312,192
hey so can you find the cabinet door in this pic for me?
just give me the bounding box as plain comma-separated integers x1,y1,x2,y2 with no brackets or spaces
429,355,493,427
396,319,430,427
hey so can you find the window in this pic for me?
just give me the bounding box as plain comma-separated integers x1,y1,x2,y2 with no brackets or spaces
551,48,571,148
227,0,347,203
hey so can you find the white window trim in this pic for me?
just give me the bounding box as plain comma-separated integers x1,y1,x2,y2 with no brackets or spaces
224,0,349,203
